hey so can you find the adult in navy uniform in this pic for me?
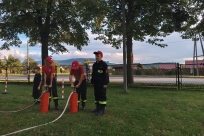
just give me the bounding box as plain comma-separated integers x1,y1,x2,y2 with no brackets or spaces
91,51,109,116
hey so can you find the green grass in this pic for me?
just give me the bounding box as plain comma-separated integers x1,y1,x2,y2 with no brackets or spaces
0,73,71,76
0,85,204,136
2,73,204,78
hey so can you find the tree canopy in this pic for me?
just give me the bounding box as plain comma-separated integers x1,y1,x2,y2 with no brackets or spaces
92,0,195,85
0,59,6,68
84,58,90,64
181,0,204,39
22,58,38,70
0,0,202,86
6,55,22,67
6,54,22,73
0,0,105,65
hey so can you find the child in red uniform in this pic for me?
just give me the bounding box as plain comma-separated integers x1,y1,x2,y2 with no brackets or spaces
69,61,87,110
42,57,59,110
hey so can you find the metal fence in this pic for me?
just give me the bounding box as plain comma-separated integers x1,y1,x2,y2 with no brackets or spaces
107,63,204,90
0,66,62,82
0,66,30,82
0,63,204,90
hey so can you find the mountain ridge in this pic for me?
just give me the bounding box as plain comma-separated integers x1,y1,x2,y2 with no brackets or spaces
36,58,116,66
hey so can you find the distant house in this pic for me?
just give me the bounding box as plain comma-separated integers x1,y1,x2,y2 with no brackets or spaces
142,63,160,69
86,60,113,70
159,64,176,69
185,60,204,68
111,63,140,75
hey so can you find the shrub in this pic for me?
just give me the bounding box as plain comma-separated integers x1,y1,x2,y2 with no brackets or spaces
165,70,172,76
135,69,142,75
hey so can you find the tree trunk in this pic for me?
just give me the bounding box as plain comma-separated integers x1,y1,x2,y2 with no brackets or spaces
125,1,134,86
40,32,49,66
126,34,134,85
37,1,51,66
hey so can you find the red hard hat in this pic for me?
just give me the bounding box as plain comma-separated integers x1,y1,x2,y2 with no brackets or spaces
45,57,53,63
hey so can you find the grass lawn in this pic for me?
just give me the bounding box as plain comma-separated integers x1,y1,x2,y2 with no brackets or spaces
0,84,204,136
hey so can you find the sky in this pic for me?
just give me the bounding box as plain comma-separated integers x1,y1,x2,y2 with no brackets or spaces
0,31,202,64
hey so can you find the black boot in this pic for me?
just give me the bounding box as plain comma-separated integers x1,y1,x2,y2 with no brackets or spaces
92,103,99,113
82,102,86,110
96,104,105,116
78,102,80,111
34,99,39,105
36,99,40,105
48,99,51,110
54,99,59,110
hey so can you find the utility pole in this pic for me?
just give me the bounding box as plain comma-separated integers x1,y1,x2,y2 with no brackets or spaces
27,41,30,82
199,34,204,59
193,35,196,76
122,0,127,92
195,37,199,76
193,35,199,76
199,34,204,71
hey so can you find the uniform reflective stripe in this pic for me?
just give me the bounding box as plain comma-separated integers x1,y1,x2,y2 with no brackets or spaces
98,70,103,73
99,101,107,104
82,100,87,102
49,97,52,98
78,101,81,103
53,97,58,99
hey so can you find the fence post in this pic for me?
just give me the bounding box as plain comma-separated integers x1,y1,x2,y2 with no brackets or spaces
2,67,8,94
177,63,180,90
6,67,8,79
180,64,182,89
175,63,178,86
85,64,90,82
60,79,65,100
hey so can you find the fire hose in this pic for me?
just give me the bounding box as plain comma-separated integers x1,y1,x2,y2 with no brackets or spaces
0,78,67,113
0,87,55,113
0,92,45,113
1,91,73,136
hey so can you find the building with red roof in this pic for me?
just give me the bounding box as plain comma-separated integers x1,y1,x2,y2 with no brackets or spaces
159,64,176,69
185,60,204,68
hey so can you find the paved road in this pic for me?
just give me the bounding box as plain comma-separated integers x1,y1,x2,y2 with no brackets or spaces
0,75,203,84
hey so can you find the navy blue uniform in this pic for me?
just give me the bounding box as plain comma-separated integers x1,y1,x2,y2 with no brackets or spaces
32,73,42,101
91,60,109,113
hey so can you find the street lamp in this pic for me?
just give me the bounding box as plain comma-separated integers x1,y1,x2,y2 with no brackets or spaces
122,0,127,92
27,41,30,82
